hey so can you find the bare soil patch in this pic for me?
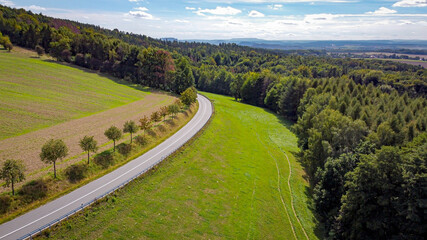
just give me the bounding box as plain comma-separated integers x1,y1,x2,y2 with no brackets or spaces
391,60,427,68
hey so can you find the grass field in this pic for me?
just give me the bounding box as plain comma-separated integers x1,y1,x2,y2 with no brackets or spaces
0,48,177,184
40,92,319,240
0,49,152,140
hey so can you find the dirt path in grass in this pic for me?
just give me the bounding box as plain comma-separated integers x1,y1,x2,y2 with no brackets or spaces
0,93,175,190
283,151,310,240
269,150,298,240
255,133,298,239
256,133,309,240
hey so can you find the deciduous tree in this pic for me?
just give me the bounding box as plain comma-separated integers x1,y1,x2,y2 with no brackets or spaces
139,116,151,135
79,136,98,164
35,45,45,56
180,87,197,106
172,57,195,94
168,104,179,118
160,106,168,121
40,139,68,178
123,120,139,144
1,159,25,195
104,126,122,152
151,111,162,126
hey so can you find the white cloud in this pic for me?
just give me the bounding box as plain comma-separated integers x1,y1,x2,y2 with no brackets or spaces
399,19,414,25
174,19,190,23
195,6,242,16
202,0,354,3
134,7,148,11
366,7,397,15
304,13,336,22
129,0,144,2
185,7,196,10
128,6,158,20
28,5,46,12
268,4,283,10
129,10,155,20
0,0,14,6
393,0,427,7
249,10,265,17
26,2,427,41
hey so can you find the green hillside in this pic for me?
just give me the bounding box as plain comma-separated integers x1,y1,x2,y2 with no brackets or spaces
0,50,150,140
42,92,318,240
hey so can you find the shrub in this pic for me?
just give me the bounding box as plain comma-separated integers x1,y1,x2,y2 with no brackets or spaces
117,143,132,156
94,150,115,168
74,53,86,67
35,45,44,56
65,164,88,183
19,179,48,202
180,87,197,106
0,195,12,213
135,135,148,146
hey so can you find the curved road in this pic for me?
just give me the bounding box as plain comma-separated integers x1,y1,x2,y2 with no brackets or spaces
0,94,212,240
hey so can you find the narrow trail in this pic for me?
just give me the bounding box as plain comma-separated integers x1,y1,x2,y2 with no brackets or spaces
266,135,310,240
255,133,297,240
282,151,310,240
267,150,298,240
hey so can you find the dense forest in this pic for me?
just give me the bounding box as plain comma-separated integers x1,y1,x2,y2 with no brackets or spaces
1,4,426,239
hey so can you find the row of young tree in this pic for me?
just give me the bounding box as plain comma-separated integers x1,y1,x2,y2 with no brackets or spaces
1,92,196,205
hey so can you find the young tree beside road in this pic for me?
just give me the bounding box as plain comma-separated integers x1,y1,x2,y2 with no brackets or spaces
40,139,68,178
0,159,25,195
104,126,122,152
79,136,98,164
123,121,139,144
139,116,151,136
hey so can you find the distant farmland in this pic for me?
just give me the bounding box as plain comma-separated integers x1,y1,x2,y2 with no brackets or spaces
0,49,154,140
386,59,427,68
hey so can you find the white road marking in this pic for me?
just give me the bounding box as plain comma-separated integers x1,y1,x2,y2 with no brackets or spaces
0,96,211,240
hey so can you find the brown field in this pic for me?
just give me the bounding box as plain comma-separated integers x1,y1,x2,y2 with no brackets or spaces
352,52,427,59
388,59,427,68
0,94,175,191
0,48,156,140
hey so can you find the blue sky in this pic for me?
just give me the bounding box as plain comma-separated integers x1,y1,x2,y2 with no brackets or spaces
1,0,427,40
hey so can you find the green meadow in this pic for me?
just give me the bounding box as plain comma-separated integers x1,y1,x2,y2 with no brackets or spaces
0,51,150,140
41,92,319,240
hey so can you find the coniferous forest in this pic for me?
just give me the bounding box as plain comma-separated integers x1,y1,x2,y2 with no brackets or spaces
1,5,426,239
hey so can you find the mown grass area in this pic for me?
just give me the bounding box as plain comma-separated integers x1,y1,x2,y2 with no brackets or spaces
40,92,319,240
0,49,151,140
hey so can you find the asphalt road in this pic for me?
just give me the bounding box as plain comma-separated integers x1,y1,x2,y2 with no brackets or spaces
0,94,212,240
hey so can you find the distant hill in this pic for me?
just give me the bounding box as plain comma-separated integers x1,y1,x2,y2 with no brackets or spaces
160,38,178,42
182,39,427,52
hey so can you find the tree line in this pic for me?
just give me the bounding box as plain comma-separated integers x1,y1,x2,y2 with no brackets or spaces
1,92,196,214
0,6,194,94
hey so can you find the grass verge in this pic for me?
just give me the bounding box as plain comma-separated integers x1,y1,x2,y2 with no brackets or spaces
0,103,198,224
